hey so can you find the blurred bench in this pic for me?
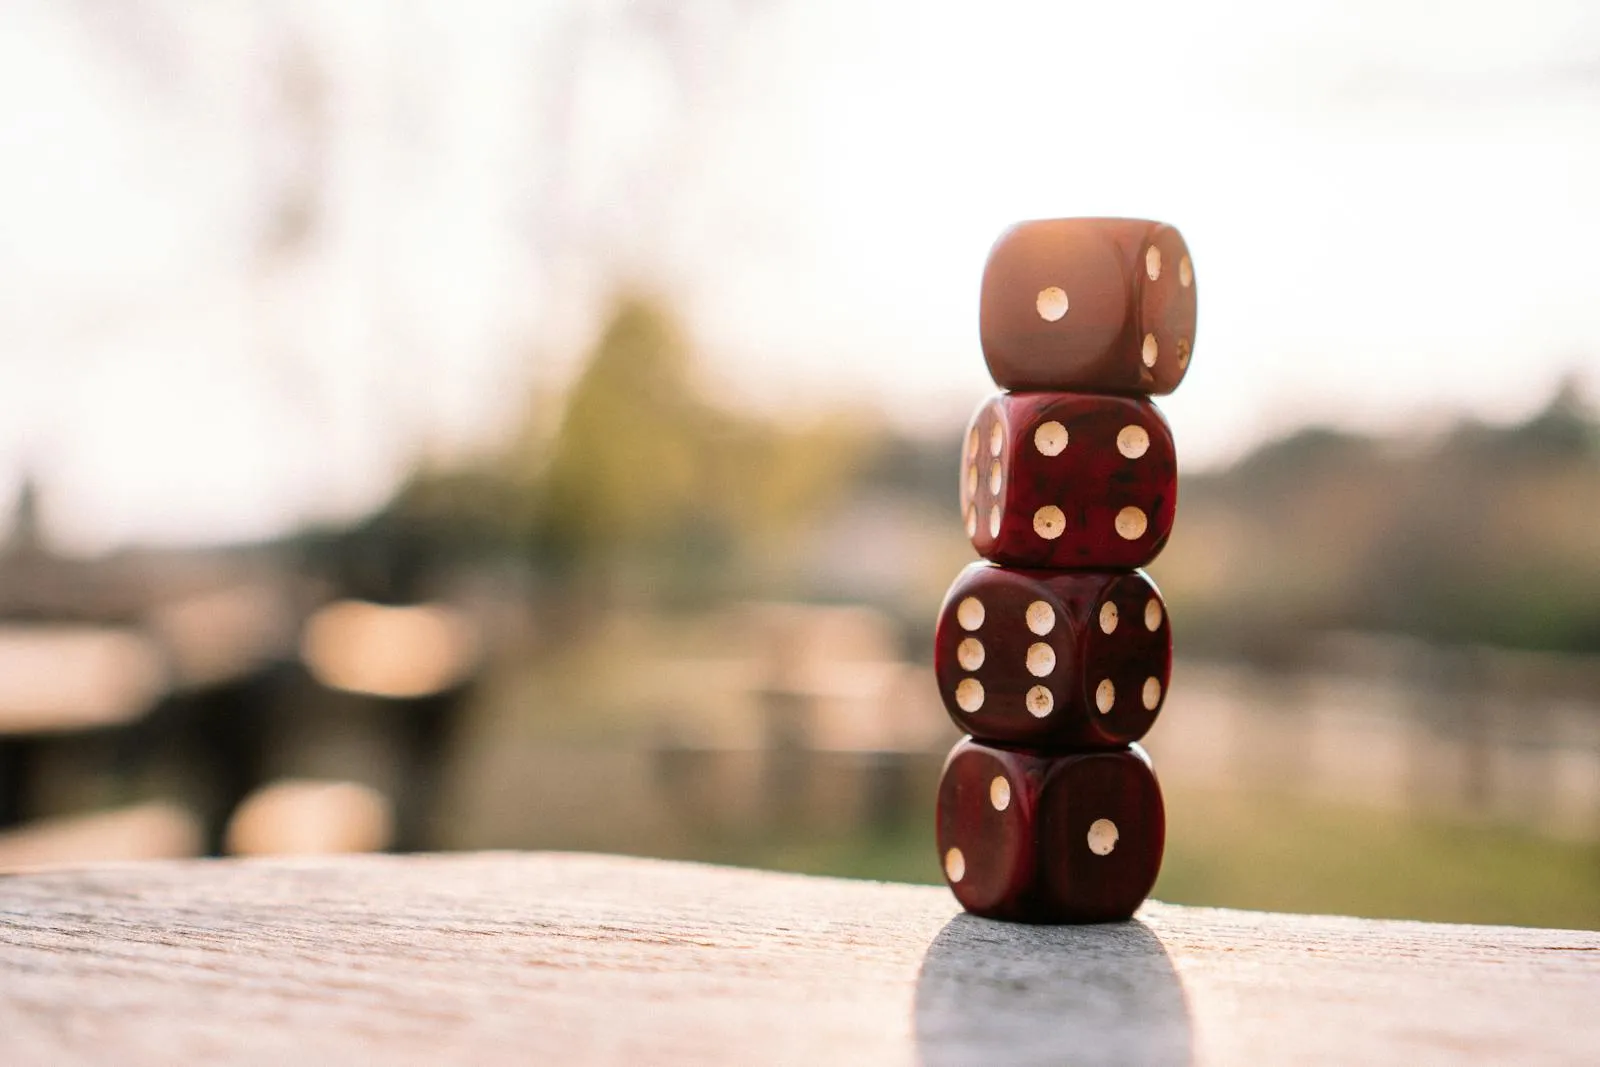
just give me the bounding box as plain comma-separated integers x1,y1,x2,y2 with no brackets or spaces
0,586,480,862
0,589,292,857
0,621,174,835
0,484,485,863
1,852,1596,1065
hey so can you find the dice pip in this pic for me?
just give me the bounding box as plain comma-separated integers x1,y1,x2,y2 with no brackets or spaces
935,217,1191,923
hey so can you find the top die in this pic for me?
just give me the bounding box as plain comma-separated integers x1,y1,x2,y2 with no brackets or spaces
979,218,1196,395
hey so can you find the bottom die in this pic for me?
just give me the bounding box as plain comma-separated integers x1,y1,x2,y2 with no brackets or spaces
936,738,1164,923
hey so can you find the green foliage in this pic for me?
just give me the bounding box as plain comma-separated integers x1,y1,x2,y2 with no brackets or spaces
1448,375,1599,462
1223,425,1380,488
532,297,713,569
390,292,886,605
1161,377,1600,656
1157,789,1600,930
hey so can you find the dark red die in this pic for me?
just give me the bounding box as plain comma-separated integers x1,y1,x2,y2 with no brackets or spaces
960,391,1176,569
934,561,1170,749
980,217,1196,395
936,738,1165,923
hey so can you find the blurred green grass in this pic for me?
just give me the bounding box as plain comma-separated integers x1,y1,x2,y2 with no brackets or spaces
460,648,1600,931
1159,789,1600,930
679,788,1600,931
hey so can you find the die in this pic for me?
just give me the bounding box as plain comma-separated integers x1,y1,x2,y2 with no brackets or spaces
937,738,1165,923
959,391,1176,569
979,218,1196,395
934,561,1170,749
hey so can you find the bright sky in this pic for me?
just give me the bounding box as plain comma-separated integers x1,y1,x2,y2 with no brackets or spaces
2,0,1599,549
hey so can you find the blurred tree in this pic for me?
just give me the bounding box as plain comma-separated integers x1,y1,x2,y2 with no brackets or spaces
3,478,44,557
527,295,883,600
387,292,879,609
1468,373,1597,460
1163,375,1600,658
531,296,712,573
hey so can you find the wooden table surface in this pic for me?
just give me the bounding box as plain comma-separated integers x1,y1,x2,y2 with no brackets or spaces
1,852,1596,1065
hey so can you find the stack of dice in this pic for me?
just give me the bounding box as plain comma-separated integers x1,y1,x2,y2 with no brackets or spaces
934,218,1196,923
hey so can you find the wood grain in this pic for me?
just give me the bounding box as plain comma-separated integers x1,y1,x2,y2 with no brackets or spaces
1,852,1596,1065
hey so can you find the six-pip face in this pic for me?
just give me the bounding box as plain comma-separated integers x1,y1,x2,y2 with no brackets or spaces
934,561,1171,750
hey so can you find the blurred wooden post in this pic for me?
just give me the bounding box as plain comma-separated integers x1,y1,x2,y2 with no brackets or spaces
389,684,475,852
1409,645,1494,817
294,598,483,853
0,736,35,826
752,607,817,831
747,604,926,835
756,690,813,830
860,750,914,835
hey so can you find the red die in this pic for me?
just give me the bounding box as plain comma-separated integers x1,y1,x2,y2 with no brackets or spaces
934,561,1170,749
980,217,1196,395
937,738,1165,923
959,392,1176,569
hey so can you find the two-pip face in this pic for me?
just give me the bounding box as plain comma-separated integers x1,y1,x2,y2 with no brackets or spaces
936,738,1165,923
960,392,1176,569
934,561,1171,750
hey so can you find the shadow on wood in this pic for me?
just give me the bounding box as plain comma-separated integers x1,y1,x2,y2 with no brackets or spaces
914,914,1191,1067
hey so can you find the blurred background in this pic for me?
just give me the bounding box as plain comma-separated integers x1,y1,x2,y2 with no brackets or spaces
2,0,1600,929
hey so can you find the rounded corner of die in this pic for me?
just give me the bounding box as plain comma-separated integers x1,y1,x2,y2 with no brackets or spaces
1145,521,1177,562
953,557,997,587
1136,391,1176,429
1128,565,1160,591
964,387,1007,423
939,735,979,776
1127,741,1158,774
1149,218,1187,244
984,218,1034,257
